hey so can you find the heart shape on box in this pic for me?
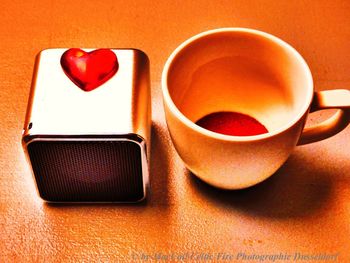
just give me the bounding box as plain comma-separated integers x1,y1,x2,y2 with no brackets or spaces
60,48,119,92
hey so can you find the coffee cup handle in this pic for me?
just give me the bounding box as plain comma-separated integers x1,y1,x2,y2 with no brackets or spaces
298,89,350,145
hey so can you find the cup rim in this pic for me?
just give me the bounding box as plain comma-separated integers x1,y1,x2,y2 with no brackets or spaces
161,27,314,142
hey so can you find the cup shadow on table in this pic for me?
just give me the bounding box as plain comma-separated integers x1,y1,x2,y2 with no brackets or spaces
45,122,171,209
187,152,334,219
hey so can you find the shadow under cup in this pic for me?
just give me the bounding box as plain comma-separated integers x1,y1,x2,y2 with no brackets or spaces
162,29,313,189
166,31,311,133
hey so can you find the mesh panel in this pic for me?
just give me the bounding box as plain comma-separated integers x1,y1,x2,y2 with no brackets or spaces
27,140,145,202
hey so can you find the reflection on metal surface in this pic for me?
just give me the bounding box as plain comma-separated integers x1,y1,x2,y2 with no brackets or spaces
22,48,151,202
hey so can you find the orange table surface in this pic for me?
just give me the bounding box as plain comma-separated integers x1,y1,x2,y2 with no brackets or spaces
1,0,350,261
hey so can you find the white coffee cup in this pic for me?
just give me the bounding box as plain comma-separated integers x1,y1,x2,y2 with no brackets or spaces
161,28,350,189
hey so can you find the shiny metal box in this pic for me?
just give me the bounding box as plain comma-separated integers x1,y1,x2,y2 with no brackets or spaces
22,48,151,202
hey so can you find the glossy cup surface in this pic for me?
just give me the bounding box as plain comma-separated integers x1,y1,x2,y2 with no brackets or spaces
162,28,313,189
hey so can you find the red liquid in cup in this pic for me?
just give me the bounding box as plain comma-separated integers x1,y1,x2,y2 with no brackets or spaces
195,111,268,136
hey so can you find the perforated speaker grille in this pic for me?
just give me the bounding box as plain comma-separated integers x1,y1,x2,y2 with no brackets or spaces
27,140,145,202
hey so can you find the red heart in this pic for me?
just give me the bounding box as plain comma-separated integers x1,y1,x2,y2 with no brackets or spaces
60,48,119,92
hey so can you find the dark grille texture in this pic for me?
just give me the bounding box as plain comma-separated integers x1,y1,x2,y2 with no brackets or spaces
27,140,145,202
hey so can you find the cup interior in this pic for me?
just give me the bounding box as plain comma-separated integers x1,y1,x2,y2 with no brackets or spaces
164,29,313,136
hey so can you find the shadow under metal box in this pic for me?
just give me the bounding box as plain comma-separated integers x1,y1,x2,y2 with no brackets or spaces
22,48,151,202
